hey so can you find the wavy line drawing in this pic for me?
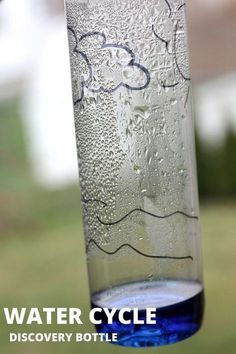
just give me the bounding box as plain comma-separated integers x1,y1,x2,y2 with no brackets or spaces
87,239,193,261
68,27,150,104
83,198,199,226
97,208,198,226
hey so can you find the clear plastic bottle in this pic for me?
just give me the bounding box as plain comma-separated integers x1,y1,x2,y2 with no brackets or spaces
65,0,204,347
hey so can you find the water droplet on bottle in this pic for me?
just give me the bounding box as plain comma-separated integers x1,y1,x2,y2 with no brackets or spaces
170,98,177,105
133,165,141,174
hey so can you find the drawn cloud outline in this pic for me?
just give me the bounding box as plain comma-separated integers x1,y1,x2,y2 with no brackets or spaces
68,26,151,104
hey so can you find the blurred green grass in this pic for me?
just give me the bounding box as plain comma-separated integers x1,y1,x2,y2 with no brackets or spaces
0,101,236,353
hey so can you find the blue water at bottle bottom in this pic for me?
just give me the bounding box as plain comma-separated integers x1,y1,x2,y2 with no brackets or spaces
91,280,204,347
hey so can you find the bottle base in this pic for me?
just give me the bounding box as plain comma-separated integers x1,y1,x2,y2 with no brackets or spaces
91,280,204,347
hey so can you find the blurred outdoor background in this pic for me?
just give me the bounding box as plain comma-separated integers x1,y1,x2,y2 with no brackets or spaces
0,0,235,353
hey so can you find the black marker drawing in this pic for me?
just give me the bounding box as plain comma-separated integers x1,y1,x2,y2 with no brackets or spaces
83,198,198,227
152,24,169,53
97,208,198,226
160,81,179,89
67,1,196,263
178,2,186,11
164,0,172,18
83,198,197,260
68,27,150,104
173,21,191,82
152,1,191,89
68,26,92,104
87,239,193,261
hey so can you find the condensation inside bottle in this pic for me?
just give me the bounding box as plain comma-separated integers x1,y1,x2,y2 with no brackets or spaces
65,0,204,347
